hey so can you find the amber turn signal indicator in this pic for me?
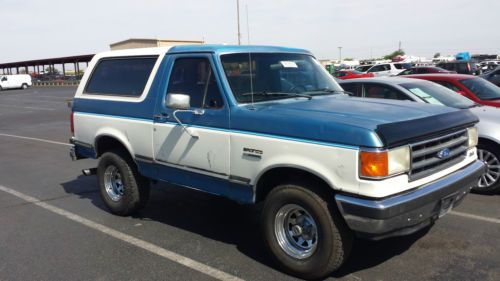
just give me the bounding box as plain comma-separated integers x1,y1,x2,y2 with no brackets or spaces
360,151,389,178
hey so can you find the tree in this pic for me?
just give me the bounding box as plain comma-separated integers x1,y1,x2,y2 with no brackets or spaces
383,49,405,60
433,52,441,58
343,58,354,61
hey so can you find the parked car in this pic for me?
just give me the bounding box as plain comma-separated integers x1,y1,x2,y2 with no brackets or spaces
397,66,455,75
340,77,500,194
333,69,374,80
400,74,500,108
436,61,480,75
481,66,500,87
0,74,32,91
366,62,412,76
354,64,373,73
70,45,483,279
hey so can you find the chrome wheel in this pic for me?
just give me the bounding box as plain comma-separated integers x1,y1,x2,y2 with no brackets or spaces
275,204,318,259
477,149,500,188
104,165,124,201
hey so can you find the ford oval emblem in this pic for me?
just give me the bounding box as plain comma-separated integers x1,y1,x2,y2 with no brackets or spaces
437,148,451,159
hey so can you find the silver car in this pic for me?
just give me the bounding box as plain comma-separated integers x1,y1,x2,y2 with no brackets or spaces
340,77,500,194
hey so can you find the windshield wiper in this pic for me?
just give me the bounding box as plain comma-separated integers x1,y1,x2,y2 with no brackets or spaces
241,91,312,100
306,89,354,96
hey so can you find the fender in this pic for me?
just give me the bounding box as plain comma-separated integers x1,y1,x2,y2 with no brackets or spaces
94,128,135,159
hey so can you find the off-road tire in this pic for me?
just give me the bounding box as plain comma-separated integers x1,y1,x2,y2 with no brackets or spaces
261,183,352,280
97,149,150,216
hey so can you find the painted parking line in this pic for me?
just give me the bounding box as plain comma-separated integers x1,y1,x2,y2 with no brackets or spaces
0,133,72,147
450,211,500,224
0,103,55,111
0,185,243,281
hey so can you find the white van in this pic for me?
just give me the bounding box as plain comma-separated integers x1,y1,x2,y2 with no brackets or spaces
0,74,33,90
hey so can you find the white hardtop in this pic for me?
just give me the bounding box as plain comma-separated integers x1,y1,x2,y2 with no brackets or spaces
93,47,173,59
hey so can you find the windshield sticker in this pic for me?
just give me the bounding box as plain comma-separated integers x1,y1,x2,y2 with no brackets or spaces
280,61,298,68
407,88,443,105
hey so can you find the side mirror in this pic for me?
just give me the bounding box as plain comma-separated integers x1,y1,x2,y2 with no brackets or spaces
166,94,190,110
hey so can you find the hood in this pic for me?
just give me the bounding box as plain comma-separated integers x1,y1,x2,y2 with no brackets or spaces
469,106,500,141
231,95,478,148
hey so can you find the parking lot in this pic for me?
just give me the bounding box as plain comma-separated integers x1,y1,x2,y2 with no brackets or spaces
0,86,499,280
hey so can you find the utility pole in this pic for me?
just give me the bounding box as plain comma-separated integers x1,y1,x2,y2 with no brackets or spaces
338,46,342,63
237,0,241,45
398,41,402,51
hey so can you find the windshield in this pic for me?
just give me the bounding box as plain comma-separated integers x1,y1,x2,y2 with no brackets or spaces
459,77,500,100
400,82,476,109
221,53,343,103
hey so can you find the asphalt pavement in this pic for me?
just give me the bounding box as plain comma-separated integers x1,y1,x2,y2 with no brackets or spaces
0,87,498,281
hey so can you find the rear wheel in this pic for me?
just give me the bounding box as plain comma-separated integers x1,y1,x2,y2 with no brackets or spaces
473,142,500,194
21,84,28,89
262,183,352,280
97,149,150,215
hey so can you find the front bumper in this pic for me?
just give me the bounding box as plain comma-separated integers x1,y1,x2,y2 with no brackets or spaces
335,160,486,240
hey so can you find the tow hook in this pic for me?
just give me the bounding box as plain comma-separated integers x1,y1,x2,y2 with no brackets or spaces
82,168,97,176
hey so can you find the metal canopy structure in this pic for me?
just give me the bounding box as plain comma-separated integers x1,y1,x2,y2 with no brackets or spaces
0,54,95,76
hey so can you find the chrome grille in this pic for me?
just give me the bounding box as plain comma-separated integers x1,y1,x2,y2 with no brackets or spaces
410,130,468,180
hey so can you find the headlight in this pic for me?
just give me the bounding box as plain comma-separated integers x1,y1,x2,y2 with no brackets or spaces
359,146,410,179
467,127,478,148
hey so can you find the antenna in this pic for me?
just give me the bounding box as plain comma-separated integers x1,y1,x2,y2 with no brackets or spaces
237,0,241,45
246,4,250,45
248,52,254,108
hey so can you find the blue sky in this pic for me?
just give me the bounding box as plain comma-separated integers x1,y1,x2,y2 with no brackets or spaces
0,0,498,62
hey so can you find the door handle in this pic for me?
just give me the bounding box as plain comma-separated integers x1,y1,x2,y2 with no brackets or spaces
153,112,169,121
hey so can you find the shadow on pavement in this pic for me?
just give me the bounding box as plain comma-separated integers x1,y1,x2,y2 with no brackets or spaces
62,175,430,277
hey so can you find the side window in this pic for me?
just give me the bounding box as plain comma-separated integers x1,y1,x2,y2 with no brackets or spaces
434,81,461,92
383,64,391,71
85,56,158,96
363,84,411,101
368,65,383,73
340,83,360,96
167,58,223,109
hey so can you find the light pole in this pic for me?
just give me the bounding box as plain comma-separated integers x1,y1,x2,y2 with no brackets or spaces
338,46,342,64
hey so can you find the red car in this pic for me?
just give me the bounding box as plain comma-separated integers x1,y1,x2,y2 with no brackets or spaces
401,74,500,107
333,69,374,80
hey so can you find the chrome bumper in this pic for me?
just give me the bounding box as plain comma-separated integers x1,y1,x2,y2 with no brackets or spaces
335,160,486,240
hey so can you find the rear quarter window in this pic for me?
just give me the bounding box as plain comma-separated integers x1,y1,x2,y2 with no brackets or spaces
85,56,158,97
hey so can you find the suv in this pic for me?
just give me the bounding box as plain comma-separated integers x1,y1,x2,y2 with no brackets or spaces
70,45,484,280
436,61,480,75
366,62,412,76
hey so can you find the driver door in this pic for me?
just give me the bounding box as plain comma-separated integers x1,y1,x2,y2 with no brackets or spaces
152,54,230,176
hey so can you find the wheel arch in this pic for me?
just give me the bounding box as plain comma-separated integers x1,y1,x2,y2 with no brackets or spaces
94,132,135,160
478,136,500,149
254,164,338,203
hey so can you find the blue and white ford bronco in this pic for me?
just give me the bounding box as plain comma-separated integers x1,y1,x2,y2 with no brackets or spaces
70,45,485,279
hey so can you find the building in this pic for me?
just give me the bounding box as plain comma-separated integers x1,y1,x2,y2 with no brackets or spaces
109,38,204,50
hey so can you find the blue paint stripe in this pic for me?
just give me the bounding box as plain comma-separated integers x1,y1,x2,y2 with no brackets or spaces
74,111,358,150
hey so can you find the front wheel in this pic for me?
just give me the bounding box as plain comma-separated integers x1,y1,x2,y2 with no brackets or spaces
473,143,500,194
261,184,352,280
97,150,150,216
